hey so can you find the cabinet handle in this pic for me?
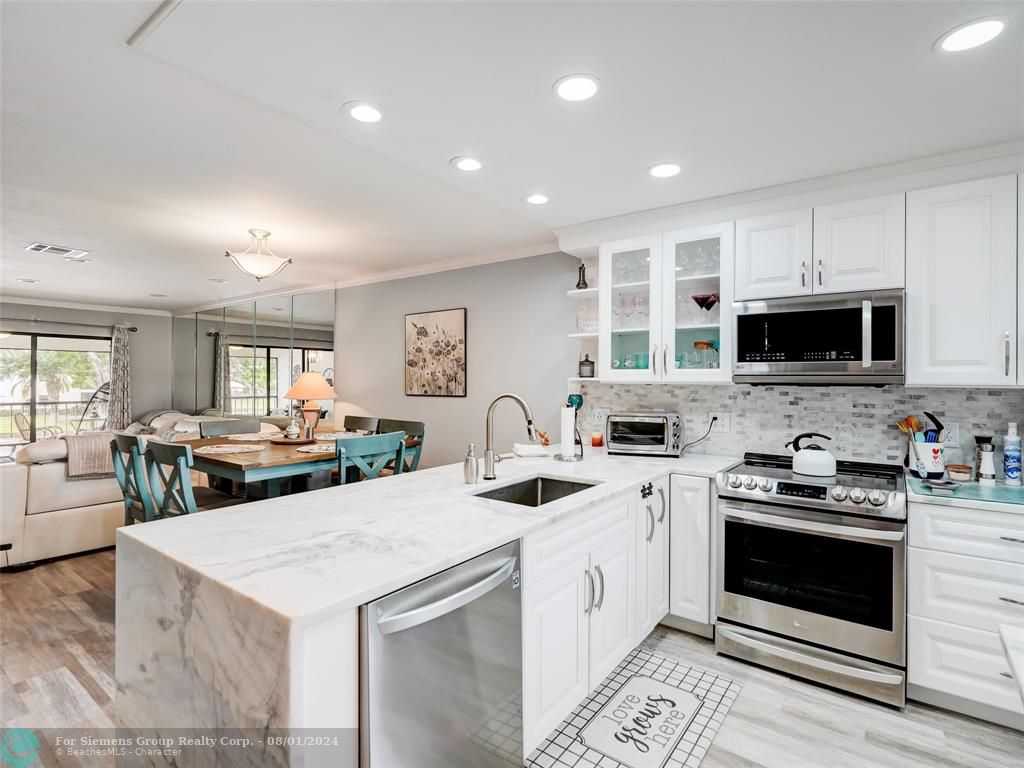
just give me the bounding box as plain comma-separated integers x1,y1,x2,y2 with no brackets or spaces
652,345,658,375
817,259,823,287
998,596,1024,607
663,347,668,374
594,564,605,611
1000,536,1024,545
657,486,666,523
1005,331,1011,377
646,504,655,543
800,262,807,287
584,569,595,615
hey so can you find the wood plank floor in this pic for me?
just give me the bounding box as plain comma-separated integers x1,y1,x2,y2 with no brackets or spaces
2,549,1022,767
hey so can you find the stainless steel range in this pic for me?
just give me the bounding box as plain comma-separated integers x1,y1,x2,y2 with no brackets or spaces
715,453,907,707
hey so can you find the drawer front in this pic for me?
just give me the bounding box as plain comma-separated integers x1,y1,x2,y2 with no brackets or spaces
909,548,1024,633
522,491,634,585
909,502,1024,564
908,616,1022,714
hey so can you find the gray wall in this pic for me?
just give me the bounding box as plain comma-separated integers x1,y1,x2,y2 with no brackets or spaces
0,301,172,416
335,253,580,468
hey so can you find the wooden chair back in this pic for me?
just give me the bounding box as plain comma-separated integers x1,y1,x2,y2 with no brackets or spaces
378,418,426,471
200,419,260,438
337,431,406,484
144,441,200,516
343,415,380,434
110,434,157,524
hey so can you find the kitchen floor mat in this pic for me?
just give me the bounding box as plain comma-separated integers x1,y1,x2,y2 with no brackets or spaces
526,646,741,768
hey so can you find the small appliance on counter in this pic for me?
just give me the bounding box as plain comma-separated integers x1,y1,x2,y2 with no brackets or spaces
605,412,682,457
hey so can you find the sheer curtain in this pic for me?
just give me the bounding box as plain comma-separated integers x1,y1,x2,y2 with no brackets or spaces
108,325,132,429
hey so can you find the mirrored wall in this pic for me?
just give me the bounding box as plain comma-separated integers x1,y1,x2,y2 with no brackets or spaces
172,290,335,420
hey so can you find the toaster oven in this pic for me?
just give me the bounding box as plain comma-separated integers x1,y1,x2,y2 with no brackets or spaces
605,413,682,457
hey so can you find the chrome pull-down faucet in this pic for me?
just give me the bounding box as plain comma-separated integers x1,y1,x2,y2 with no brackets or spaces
483,393,537,480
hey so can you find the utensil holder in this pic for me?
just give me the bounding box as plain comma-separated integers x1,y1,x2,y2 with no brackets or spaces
910,441,945,480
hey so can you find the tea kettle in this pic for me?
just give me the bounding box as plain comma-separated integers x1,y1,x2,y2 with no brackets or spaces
785,432,837,477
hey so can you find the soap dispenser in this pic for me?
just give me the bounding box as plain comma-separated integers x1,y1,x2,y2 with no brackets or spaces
464,443,480,484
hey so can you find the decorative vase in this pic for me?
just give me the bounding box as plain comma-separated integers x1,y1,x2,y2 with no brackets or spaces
578,354,595,378
576,264,588,290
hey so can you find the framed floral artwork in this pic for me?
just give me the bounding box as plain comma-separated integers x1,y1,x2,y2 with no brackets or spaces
405,308,467,397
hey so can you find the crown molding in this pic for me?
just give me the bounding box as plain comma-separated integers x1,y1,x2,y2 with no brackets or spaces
0,296,172,317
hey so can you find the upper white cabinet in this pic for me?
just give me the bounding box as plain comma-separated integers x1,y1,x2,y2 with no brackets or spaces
812,194,906,294
906,175,1018,387
734,208,813,300
598,235,662,382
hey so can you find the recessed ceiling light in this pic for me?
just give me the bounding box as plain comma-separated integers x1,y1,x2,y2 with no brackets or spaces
64,256,91,263
554,74,599,102
649,163,681,178
524,193,549,205
450,156,484,172
149,293,167,298
343,100,383,123
17,278,39,284
936,17,1005,52
209,278,228,284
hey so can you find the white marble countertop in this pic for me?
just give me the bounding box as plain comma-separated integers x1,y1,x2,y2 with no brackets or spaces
907,484,1024,515
999,625,1024,703
117,448,739,626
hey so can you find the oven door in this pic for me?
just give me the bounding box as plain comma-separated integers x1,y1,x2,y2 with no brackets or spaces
733,289,903,384
605,416,669,454
716,499,905,666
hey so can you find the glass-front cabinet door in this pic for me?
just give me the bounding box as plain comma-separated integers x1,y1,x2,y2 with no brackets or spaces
598,236,663,381
661,222,734,383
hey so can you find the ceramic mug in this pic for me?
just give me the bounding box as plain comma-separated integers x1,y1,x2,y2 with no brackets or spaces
911,441,945,479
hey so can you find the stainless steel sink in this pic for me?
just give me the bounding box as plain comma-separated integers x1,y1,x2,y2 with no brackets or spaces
472,476,599,507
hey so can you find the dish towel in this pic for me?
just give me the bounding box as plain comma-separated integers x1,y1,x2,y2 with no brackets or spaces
64,431,115,480
513,443,550,458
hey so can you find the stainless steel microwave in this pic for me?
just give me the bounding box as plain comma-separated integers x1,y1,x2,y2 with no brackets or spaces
732,289,904,385
606,413,682,457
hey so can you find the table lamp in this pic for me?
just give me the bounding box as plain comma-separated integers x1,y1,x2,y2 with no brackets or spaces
284,372,337,436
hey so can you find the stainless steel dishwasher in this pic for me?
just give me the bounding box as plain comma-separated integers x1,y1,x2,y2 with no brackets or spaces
360,540,522,768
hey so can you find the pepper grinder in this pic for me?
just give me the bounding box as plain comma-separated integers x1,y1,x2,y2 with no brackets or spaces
978,443,997,486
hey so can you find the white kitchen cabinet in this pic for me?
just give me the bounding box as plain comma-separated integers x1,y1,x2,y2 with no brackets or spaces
598,235,663,382
522,554,591,752
812,194,905,294
668,474,711,625
588,533,636,684
636,478,670,640
734,208,813,300
906,175,1018,387
661,222,734,383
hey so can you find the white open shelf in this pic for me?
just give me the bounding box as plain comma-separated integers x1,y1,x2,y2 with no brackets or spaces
566,287,599,297
567,376,601,383
568,331,598,339
674,323,721,330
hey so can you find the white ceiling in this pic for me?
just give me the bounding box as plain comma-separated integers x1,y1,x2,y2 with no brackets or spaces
2,0,1022,312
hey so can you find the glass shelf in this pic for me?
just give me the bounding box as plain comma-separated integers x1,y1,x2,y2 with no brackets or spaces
674,272,720,284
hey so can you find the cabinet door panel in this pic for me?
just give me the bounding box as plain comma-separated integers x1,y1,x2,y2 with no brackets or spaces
669,474,711,625
813,194,905,294
636,479,670,639
735,209,813,300
599,236,663,382
522,555,590,755
906,175,1017,386
588,534,635,684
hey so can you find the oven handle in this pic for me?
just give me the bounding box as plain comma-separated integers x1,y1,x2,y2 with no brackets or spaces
862,299,872,369
721,505,904,543
717,626,904,686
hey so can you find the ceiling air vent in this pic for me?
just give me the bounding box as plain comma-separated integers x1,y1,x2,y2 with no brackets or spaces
24,242,90,259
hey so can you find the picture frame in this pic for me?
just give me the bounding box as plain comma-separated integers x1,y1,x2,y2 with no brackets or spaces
405,307,467,397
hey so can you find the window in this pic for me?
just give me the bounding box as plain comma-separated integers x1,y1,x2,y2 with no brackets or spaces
0,333,112,444
227,344,333,417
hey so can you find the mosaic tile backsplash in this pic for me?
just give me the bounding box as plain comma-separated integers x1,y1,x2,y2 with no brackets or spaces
575,383,1024,467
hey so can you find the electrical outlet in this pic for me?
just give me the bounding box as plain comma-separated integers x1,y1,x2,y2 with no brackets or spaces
710,413,731,433
942,421,960,448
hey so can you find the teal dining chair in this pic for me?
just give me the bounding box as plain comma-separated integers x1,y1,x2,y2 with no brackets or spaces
200,419,261,438
378,418,426,471
336,431,406,485
144,441,245,515
110,434,157,525
343,415,380,434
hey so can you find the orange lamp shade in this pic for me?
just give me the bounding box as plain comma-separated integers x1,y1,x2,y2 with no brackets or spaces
285,372,337,401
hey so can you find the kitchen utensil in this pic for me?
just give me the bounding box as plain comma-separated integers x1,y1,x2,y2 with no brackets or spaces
785,432,837,476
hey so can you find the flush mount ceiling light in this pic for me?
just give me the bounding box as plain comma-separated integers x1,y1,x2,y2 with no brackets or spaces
554,74,600,102
225,229,292,281
649,163,681,178
935,17,1005,51
524,193,549,205
450,156,484,172
343,100,383,123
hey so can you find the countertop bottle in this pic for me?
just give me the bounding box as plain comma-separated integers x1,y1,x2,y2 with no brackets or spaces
979,443,997,487
1005,423,1022,486
464,442,479,484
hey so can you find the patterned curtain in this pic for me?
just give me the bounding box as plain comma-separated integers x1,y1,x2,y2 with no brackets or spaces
108,325,132,430
212,333,230,412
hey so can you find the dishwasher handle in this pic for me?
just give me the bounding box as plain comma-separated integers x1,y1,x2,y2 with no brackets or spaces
377,557,516,636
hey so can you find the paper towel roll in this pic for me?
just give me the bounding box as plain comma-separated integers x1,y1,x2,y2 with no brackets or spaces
561,406,576,458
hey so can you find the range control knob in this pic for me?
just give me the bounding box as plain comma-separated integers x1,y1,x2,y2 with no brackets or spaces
758,478,773,492
729,474,743,489
743,476,758,490
849,488,867,504
867,490,888,507
830,486,848,501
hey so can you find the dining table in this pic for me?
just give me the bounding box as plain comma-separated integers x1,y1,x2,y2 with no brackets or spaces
183,430,423,498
